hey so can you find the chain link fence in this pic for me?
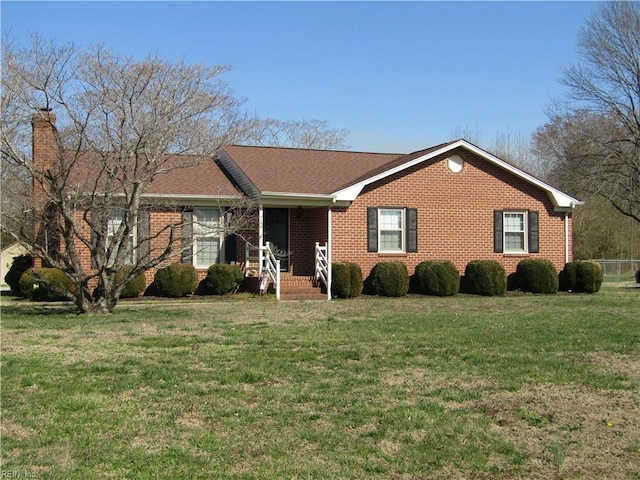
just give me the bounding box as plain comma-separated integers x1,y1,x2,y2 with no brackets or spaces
590,259,640,283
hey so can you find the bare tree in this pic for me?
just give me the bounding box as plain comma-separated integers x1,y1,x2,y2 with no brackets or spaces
243,118,349,150
491,130,540,176
1,36,259,313
532,109,640,259
559,1,640,224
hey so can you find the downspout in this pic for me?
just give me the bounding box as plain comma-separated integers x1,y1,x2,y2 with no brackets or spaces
327,206,332,300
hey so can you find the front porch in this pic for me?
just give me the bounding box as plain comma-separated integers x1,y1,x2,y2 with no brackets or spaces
234,205,332,300
243,241,330,300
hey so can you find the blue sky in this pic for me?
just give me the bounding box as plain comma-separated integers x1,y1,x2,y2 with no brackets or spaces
2,1,597,153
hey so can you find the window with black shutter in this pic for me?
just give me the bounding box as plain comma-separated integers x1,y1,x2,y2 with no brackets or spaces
494,210,539,254
367,207,417,253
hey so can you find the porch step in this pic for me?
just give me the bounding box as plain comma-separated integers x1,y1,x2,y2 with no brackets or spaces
280,275,327,300
243,274,328,300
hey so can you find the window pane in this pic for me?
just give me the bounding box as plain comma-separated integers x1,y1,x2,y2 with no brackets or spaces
107,209,134,265
197,237,220,266
194,208,220,236
380,231,402,250
108,209,123,236
505,232,524,251
504,213,524,232
380,210,402,230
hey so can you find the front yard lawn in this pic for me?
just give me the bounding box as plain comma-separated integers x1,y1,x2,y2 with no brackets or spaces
1,287,638,479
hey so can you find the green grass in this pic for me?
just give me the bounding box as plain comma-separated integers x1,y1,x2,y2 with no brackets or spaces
1,287,639,479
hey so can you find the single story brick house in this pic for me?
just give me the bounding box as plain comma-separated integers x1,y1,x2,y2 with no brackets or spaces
31,113,580,299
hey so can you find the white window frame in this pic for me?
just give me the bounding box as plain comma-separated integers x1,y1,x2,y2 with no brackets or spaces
107,208,135,265
378,208,405,253
503,211,528,254
193,207,222,268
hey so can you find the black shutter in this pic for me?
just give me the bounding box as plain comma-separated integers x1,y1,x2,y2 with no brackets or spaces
528,210,539,253
406,208,418,253
137,209,151,263
494,210,504,253
223,208,237,263
181,210,193,264
367,207,378,252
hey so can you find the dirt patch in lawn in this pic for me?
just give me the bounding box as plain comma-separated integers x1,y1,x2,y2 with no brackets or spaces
472,355,640,479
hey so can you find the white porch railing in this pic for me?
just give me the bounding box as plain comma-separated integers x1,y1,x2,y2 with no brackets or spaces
244,242,280,299
263,242,280,300
315,242,330,299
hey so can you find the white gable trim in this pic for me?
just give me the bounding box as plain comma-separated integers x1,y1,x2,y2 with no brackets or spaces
332,140,581,210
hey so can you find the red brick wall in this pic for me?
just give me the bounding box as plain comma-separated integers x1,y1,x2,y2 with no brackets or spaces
331,148,571,279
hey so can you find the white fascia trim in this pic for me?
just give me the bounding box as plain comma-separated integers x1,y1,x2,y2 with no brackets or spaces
332,139,582,210
259,191,338,207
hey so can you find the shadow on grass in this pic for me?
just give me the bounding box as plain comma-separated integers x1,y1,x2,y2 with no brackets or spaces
1,303,79,316
1,293,79,316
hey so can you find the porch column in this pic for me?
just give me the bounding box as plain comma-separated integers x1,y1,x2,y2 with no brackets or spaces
564,211,570,264
258,204,264,277
327,206,332,300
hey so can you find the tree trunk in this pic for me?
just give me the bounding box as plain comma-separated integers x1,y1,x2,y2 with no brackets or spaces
75,289,111,314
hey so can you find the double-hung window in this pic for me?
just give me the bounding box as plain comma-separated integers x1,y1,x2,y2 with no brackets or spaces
503,212,527,253
107,208,135,265
193,207,221,267
367,207,418,253
379,208,404,252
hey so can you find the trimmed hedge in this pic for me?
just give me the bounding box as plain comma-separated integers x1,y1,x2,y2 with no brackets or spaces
19,267,77,301
116,268,147,298
371,261,409,297
153,263,198,297
331,262,363,298
202,264,244,295
414,260,460,296
4,254,32,294
560,261,603,293
464,260,506,296
515,258,558,294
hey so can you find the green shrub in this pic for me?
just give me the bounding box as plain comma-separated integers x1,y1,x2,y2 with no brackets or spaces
331,262,363,298
153,263,198,297
116,268,147,298
19,267,77,301
576,261,603,293
202,264,244,295
414,260,460,296
559,262,577,292
348,262,363,298
5,254,32,294
516,258,559,294
464,260,506,296
371,261,409,297
559,261,603,293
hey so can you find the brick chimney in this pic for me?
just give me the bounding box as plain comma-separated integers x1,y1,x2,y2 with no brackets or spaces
31,108,58,180
31,109,59,267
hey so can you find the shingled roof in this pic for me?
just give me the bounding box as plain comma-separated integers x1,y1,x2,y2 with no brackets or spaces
217,145,402,197
146,158,240,198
